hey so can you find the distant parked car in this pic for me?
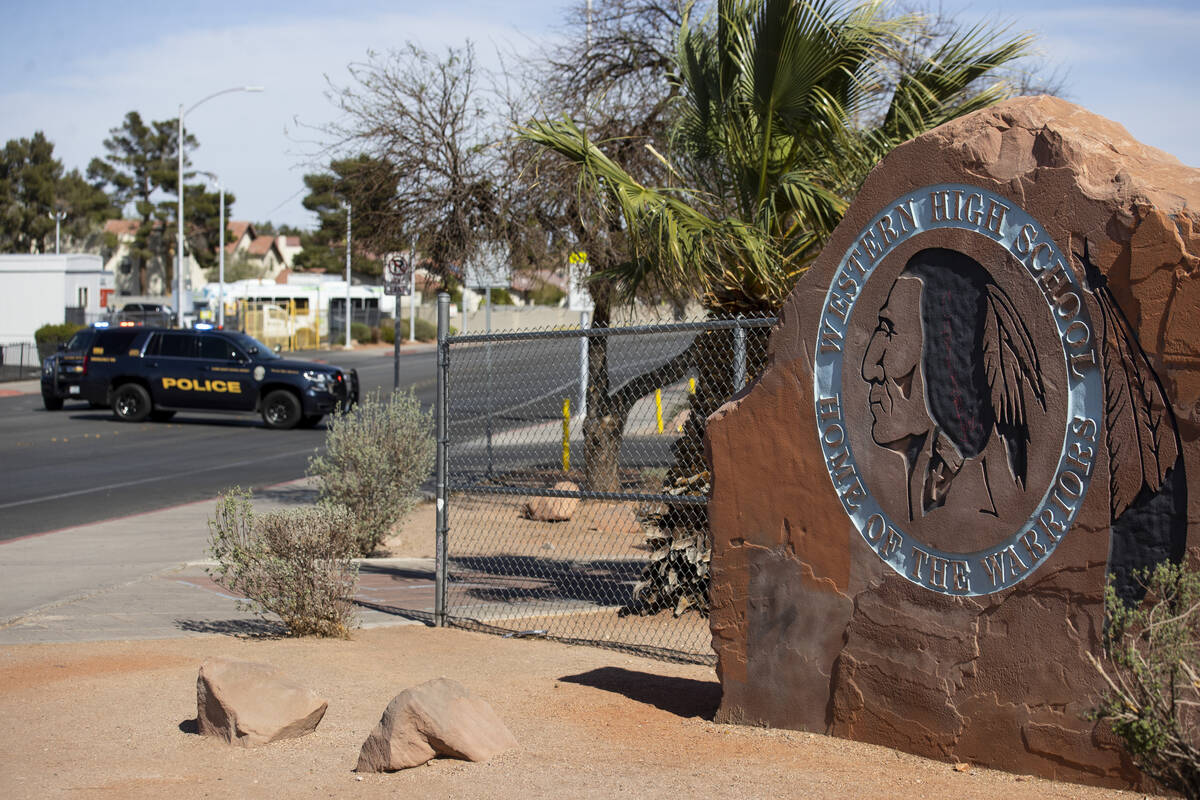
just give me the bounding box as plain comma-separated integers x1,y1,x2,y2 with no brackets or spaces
114,303,173,328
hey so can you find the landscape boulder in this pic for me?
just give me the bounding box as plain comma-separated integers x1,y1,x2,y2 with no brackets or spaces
525,481,580,522
355,677,517,772
196,657,328,746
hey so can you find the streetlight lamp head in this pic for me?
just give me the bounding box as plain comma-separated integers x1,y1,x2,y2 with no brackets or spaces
244,86,265,92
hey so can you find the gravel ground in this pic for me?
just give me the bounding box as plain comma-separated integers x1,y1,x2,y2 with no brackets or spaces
0,625,1164,800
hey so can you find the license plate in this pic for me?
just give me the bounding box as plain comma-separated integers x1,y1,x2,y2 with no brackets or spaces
68,386,80,395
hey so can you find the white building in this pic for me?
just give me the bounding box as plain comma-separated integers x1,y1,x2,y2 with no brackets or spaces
0,254,113,344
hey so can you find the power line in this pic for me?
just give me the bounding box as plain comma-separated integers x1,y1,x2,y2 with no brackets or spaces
262,186,306,219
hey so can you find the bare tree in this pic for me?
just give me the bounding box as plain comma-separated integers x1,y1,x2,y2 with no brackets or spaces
320,43,504,279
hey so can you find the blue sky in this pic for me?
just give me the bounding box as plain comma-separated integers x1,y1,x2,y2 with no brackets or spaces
1,0,1195,229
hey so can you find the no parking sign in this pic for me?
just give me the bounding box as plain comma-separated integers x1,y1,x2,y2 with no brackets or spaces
383,253,412,296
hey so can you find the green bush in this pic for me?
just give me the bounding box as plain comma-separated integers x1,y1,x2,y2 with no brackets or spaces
35,322,84,346
206,489,359,638
487,287,514,305
307,390,435,556
350,321,372,343
1090,562,1200,797
528,282,566,306
380,318,439,343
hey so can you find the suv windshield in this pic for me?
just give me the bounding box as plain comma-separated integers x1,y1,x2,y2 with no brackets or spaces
64,330,92,351
226,332,281,360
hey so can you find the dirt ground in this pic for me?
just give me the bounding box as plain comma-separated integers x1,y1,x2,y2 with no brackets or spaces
0,624,1166,800
382,496,647,560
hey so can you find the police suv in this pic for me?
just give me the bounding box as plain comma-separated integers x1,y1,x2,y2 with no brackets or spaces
43,327,358,429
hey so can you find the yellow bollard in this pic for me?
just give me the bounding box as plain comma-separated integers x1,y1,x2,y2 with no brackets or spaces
562,397,571,472
688,377,696,394
655,388,664,434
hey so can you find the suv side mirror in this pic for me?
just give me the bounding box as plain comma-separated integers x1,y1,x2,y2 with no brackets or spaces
273,344,282,353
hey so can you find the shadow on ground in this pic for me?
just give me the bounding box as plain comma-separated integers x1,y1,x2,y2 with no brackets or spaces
175,618,286,638
558,666,720,719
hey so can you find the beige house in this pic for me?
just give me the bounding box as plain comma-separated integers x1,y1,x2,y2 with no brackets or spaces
224,221,296,280
101,219,206,301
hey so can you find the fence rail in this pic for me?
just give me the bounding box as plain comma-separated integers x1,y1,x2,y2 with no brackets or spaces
0,341,40,382
427,293,775,664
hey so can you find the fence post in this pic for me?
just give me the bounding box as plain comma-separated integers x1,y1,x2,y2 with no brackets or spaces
578,311,589,418
435,292,450,628
733,316,747,391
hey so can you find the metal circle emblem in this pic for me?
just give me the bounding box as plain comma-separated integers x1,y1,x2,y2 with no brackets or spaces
813,183,1103,596
253,365,266,382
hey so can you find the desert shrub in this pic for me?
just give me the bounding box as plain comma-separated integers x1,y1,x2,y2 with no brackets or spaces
307,389,435,555
34,322,84,347
350,321,372,343
380,317,439,343
487,287,514,305
206,489,359,637
1090,562,1200,798
528,282,566,306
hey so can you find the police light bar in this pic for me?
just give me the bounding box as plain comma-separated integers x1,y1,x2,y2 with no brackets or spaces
119,321,137,327
93,321,110,328
194,322,214,330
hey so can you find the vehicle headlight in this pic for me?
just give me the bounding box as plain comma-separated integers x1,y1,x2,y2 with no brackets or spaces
303,370,332,390
42,358,54,375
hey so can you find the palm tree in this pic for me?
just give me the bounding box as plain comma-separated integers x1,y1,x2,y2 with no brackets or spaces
522,0,1032,616
523,0,1030,313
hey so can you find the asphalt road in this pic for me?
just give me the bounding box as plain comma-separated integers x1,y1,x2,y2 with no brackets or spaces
0,345,436,541
0,330,696,541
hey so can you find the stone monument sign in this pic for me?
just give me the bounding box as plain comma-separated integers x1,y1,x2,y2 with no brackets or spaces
706,95,1199,787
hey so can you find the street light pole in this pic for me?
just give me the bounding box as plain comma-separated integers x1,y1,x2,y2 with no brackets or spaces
344,202,352,348
200,172,226,328
49,210,67,254
176,85,263,328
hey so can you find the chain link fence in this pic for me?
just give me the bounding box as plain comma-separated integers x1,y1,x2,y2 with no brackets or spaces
432,295,774,664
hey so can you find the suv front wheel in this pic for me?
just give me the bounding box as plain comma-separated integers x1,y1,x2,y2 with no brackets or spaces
262,390,301,430
112,383,151,422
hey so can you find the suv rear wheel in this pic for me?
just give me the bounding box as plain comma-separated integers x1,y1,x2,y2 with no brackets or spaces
262,390,301,430
112,383,151,422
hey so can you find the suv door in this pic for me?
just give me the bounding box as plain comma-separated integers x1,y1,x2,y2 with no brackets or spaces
196,334,255,411
144,331,202,408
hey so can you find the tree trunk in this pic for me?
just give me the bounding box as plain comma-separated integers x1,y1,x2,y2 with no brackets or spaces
667,324,770,483
582,297,620,491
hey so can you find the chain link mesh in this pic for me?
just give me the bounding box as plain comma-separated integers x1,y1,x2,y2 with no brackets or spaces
441,315,775,664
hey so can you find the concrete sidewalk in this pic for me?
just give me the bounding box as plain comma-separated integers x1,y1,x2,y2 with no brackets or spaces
0,480,435,645
0,378,41,396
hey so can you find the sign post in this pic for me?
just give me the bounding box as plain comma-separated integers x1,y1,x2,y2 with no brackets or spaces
568,251,592,419
408,236,417,343
384,252,412,391
463,244,511,479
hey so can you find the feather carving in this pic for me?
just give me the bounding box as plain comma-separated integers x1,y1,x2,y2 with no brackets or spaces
1077,240,1180,521
982,282,1045,487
